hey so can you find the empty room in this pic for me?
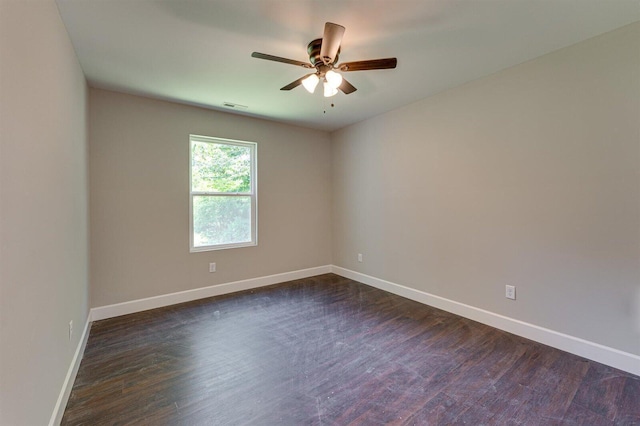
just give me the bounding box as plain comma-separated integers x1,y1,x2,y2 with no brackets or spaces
1,0,639,424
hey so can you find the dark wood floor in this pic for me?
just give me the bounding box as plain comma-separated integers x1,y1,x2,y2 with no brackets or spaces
63,274,639,425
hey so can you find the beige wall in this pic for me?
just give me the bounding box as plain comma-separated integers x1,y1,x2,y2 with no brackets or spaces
89,89,332,307
332,23,640,356
0,0,89,424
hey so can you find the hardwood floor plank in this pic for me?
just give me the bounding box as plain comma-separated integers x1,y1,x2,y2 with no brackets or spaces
615,377,640,424
62,274,640,425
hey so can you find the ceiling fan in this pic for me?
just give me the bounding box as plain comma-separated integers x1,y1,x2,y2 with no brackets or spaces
251,22,397,97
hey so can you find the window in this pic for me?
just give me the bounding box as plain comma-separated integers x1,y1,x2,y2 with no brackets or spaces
189,135,257,251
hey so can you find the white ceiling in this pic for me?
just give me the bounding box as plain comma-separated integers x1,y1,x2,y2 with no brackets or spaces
56,0,639,132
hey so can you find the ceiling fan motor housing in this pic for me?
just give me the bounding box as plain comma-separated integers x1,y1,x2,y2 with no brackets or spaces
307,38,339,68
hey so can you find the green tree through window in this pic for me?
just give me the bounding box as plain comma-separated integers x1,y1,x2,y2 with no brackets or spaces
190,135,257,251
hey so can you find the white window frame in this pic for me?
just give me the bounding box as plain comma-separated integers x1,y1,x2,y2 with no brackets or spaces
189,134,258,252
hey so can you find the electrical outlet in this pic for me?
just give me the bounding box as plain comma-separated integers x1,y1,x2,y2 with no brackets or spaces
505,285,516,300
209,262,216,273
357,253,363,262
69,320,73,340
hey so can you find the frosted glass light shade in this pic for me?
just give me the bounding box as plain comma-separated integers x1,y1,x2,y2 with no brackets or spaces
302,74,320,93
325,70,343,89
323,81,338,97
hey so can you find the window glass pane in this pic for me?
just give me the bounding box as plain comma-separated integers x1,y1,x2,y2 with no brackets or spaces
191,141,251,193
193,195,252,247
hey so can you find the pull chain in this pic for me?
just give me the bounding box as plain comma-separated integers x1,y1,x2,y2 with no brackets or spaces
323,98,335,114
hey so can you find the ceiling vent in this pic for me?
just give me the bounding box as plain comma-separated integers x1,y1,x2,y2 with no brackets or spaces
222,102,248,110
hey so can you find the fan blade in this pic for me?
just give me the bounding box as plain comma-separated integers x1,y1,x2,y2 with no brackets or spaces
338,78,357,94
338,58,397,72
251,52,313,68
319,22,345,65
280,73,315,91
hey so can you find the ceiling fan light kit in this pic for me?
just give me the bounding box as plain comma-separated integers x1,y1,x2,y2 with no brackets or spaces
251,22,397,98
325,70,343,89
323,81,338,97
302,74,320,93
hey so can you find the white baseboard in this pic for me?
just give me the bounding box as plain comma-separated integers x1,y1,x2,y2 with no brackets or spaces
331,266,640,377
90,265,332,322
83,263,639,380
49,314,91,426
